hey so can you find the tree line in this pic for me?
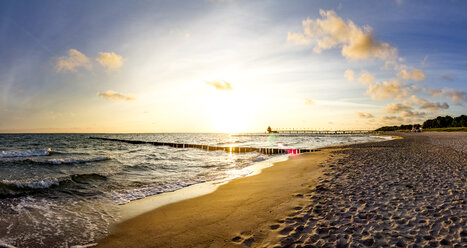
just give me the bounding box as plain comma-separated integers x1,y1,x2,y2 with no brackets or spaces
375,115,466,131
422,115,466,128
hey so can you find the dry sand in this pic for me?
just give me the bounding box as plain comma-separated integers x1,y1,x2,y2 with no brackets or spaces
98,149,341,248
269,132,466,247
98,132,467,247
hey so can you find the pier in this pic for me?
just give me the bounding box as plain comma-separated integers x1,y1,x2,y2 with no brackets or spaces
268,128,376,134
89,137,320,155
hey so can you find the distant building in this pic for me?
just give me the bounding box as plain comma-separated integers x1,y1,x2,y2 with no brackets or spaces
267,126,278,133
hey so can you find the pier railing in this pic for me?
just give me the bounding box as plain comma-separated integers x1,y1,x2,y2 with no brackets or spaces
89,137,320,155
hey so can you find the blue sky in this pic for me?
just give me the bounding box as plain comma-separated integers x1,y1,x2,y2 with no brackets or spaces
1,0,466,132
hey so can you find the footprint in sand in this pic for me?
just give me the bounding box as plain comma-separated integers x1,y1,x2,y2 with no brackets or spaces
270,224,281,230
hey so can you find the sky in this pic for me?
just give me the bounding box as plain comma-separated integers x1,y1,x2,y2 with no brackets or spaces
0,0,466,133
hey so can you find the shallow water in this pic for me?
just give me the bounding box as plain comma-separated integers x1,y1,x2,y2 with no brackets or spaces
0,133,385,247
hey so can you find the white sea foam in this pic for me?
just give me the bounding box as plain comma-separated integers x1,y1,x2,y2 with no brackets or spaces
0,241,16,248
110,180,203,205
0,148,51,158
1,178,60,189
252,156,266,162
44,157,110,165
0,133,392,247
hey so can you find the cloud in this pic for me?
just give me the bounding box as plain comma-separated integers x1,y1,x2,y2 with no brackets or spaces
98,90,135,101
358,71,375,85
344,69,355,81
356,112,374,119
443,89,467,104
383,60,403,71
440,74,454,82
96,52,123,71
384,102,412,114
206,80,232,90
56,49,91,72
400,110,426,118
305,98,315,105
384,102,425,119
384,61,425,81
288,10,397,60
397,68,425,81
380,115,403,123
366,80,408,100
427,88,467,104
410,95,449,111
409,85,422,93
428,89,443,98
287,32,311,45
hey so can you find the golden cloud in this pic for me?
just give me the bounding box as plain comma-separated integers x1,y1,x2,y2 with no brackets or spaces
96,52,124,71
410,95,448,111
428,88,466,104
366,80,408,100
400,110,426,118
356,112,374,119
288,10,397,60
56,49,91,72
358,71,375,85
287,32,311,45
205,80,232,90
397,68,425,81
443,89,467,104
380,115,403,123
344,69,354,81
384,102,412,114
98,90,135,101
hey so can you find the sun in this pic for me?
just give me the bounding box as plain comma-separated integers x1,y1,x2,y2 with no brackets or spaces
205,91,255,133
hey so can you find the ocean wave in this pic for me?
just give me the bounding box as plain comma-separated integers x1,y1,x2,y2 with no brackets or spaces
0,173,108,198
110,180,203,205
216,140,242,145
252,156,266,162
0,148,51,158
0,178,61,197
41,157,111,165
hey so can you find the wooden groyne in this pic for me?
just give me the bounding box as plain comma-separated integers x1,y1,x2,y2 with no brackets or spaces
89,137,320,155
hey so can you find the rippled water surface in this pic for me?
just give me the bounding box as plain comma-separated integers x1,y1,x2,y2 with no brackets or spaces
0,133,385,247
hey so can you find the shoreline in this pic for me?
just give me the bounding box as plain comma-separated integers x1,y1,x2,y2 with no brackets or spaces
118,135,394,222
118,154,289,222
98,147,343,247
97,135,396,247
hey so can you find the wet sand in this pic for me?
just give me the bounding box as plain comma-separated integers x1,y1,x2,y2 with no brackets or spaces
98,149,340,248
98,132,466,247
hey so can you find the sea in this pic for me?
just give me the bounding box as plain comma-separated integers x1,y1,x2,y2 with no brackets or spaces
0,133,387,247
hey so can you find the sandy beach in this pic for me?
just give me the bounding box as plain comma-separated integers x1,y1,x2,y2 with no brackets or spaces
98,132,466,247
98,148,340,248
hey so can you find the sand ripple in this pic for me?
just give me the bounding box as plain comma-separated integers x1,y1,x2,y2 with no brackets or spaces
252,133,466,247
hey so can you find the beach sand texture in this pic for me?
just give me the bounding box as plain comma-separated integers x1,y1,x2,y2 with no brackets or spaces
98,149,340,248
98,132,466,247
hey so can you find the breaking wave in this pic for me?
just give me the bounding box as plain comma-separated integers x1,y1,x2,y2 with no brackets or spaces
0,173,108,198
40,157,111,165
0,148,52,158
